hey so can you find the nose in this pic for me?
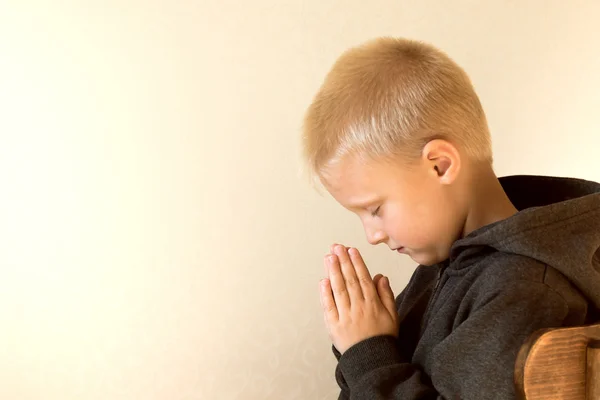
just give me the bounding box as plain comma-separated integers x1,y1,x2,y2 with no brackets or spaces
364,222,387,246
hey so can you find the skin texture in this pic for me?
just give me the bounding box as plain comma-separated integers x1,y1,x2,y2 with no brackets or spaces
318,139,518,354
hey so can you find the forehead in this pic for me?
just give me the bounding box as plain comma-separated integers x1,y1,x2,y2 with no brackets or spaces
320,156,401,206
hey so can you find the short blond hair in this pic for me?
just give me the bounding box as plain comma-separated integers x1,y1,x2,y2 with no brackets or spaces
301,37,492,188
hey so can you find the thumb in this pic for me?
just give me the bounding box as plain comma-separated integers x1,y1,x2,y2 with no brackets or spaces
378,276,396,315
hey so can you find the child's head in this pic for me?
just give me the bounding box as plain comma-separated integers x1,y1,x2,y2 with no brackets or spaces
301,37,495,265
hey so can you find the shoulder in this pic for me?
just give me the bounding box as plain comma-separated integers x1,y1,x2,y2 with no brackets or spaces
470,252,547,283
473,253,576,291
467,253,588,321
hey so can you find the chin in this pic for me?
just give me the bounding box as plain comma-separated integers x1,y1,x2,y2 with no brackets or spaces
408,252,440,267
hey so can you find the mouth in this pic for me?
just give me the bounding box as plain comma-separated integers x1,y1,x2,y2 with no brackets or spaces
393,247,405,253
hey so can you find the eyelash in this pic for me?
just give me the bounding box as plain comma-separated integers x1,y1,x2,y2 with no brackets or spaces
371,206,381,217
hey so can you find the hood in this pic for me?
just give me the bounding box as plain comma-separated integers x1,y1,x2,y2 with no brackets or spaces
450,175,600,310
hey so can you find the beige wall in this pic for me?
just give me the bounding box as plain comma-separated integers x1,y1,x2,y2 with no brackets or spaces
1,1,599,399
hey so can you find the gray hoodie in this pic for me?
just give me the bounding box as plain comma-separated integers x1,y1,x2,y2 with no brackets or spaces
331,175,600,399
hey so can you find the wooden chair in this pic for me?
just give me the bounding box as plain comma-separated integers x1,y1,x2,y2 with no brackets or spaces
515,323,600,399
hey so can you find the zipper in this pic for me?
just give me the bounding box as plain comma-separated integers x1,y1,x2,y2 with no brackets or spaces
420,263,448,335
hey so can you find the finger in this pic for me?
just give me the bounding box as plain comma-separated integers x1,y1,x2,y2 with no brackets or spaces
326,254,350,311
377,276,396,315
330,243,350,253
347,247,378,301
333,245,363,302
372,273,384,289
326,244,339,277
320,278,339,322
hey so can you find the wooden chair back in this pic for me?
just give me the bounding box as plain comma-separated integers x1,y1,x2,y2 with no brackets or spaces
515,323,600,399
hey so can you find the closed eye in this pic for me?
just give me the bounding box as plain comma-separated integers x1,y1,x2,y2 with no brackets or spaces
371,206,381,217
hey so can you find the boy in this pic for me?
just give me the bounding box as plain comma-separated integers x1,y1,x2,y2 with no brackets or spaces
301,37,600,399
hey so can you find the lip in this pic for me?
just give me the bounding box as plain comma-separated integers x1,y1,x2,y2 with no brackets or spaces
394,247,405,253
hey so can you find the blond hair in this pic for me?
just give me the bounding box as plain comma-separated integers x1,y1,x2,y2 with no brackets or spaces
301,37,492,188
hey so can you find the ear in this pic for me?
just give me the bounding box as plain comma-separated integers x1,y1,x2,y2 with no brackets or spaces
421,139,461,184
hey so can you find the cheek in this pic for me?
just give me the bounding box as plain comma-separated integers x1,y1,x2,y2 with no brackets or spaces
416,197,463,246
383,206,428,244
385,201,445,247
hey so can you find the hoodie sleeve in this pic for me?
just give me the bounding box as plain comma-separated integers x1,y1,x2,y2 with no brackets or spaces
332,280,573,400
331,284,412,400
331,345,351,399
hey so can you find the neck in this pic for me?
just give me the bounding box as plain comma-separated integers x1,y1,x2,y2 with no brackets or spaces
461,164,518,238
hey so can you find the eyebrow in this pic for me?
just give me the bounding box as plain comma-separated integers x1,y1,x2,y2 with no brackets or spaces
347,196,381,209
